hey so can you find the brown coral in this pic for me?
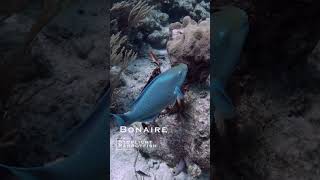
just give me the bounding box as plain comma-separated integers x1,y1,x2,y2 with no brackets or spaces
167,16,210,83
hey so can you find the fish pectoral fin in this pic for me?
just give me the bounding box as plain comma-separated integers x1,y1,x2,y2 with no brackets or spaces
212,80,236,119
174,86,184,101
110,114,127,126
174,87,186,110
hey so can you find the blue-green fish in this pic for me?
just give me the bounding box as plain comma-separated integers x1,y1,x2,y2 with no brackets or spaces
113,63,188,126
212,6,249,119
0,87,110,180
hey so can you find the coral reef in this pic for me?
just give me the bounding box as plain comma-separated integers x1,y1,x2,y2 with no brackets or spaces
140,9,170,49
110,2,211,179
111,0,210,51
190,1,210,21
111,0,171,50
160,0,210,22
111,0,154,50
167,16,210,82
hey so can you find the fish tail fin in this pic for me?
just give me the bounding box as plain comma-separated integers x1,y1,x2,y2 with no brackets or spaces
0,164,40,180
212,79,235,119
111,114,128,126
0,164,11,178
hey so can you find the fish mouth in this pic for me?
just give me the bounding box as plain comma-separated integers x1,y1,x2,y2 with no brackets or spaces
174,63,188,85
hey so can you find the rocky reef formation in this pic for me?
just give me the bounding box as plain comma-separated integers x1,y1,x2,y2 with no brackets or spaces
111,0,161,50
167,16,210,82
140,9,170,49
160,0,210,22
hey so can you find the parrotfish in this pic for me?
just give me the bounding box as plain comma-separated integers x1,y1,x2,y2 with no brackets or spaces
112,63,188,126
0,86,110,180
212,6,249,119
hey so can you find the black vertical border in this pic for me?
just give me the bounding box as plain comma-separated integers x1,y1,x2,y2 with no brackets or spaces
106,0,111,178
210,1,216,179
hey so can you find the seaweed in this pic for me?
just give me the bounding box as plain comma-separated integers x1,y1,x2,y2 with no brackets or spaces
110,32,137,90
111,0,153,29
128,0,154,28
